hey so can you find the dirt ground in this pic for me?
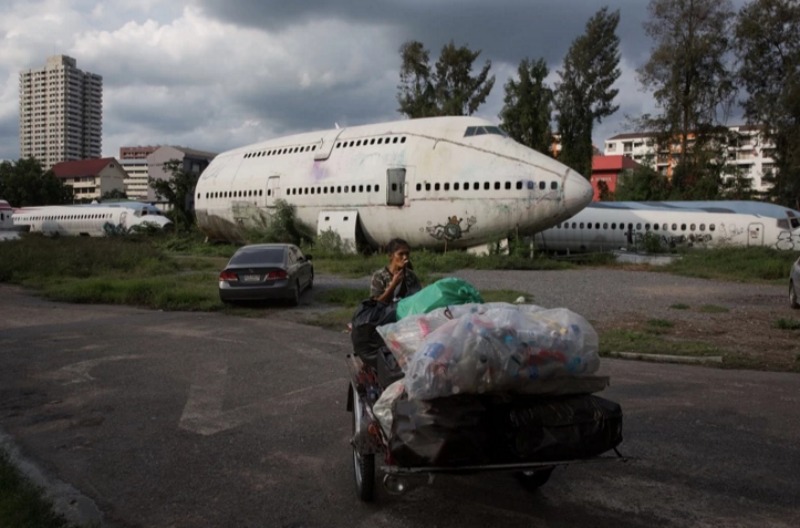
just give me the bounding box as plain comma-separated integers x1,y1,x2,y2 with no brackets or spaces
380,268,800,373
596,275,799,371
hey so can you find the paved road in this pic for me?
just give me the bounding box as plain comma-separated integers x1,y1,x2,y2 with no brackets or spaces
1,283,799,528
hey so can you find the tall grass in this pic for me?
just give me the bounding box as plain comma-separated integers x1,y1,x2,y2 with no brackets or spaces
0,234,176,282
663,247,799,282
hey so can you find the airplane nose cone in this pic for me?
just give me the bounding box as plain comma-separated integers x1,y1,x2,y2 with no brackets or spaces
564,170,593,214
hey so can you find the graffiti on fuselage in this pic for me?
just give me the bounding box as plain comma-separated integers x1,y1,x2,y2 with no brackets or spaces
424,214,477,241
631,231,714,249
774,231,800,250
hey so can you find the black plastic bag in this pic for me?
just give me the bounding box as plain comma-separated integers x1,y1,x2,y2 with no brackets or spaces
350,299,397,367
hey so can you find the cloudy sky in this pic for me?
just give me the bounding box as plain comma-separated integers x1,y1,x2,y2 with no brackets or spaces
0,0,744,162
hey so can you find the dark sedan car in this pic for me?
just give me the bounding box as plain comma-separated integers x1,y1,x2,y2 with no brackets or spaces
790,256,800,309
219,243,313,305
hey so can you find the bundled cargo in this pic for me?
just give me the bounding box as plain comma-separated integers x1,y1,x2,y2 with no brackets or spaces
388,393,623,468
377,302,602,401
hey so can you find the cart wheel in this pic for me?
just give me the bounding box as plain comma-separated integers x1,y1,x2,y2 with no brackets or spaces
351,385,375,502
514,467,554,492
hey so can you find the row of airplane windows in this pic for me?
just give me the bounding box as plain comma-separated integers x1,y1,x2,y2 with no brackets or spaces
17,213,113,221
556,220,718,232
335,136,407,149
200,186,383,199
199,179,560,200
244,144,319,159
242,135,409,159
417,180,559,192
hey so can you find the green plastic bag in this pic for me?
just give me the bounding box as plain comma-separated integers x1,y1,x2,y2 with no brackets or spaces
396,277,484,319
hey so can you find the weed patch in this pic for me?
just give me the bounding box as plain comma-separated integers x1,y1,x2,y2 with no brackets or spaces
662,247,798,282
698,304,730,314
773,318,800,330
600,328,721,357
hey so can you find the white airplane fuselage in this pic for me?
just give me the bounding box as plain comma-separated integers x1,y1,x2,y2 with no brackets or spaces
194,116,593,250
534,202,800,252
12,204,173,236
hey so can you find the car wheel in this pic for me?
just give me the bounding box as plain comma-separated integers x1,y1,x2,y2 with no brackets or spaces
513,467,554,492
790,281,799,309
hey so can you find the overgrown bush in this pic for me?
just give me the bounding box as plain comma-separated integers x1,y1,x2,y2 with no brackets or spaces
308,229,355,258
642,231,666,254
243,200,313,245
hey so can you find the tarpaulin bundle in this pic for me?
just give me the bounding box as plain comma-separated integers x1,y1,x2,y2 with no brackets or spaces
396,277,484,320
388,393,623,468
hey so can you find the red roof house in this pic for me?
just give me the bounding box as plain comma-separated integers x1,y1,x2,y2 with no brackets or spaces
590,155,642,201
51,158,127,202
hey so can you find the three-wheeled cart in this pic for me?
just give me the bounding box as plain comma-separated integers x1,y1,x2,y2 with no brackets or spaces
345,354,626,502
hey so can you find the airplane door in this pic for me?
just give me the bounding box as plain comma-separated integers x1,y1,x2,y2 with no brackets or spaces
265,176,280,208
386,168,406,206
747,222,764,246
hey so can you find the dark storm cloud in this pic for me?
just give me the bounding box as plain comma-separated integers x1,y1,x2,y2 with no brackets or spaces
195,0,651,68
231,72,399,140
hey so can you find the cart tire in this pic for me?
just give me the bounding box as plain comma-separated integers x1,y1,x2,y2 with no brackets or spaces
351,385,375,502
514,467,554,492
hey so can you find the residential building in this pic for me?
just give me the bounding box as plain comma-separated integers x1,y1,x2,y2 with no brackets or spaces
119,146,160,201
51,158,126,203
19,55,103,170
603,125,775,193
590,155,642,201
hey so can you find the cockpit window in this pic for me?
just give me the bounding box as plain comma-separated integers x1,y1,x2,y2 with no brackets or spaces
464,126,508,138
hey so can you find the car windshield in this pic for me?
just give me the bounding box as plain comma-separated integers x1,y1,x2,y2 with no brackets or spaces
230,247,285,265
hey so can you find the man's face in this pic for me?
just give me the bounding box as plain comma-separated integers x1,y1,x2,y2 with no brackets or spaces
390,247,410,269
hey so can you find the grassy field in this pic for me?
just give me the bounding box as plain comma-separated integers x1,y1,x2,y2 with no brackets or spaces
0,232,796,309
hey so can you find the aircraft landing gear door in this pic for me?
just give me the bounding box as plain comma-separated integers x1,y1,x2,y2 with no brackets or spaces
265,176,280,208
386,168,406,206
748,223,764,246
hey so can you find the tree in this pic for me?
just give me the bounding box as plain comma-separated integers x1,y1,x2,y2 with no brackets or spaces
499,58,554,154
0,158,72,206
638,0,737,192
101,188,128,201
397,40,495,118
149,159,198,231
397,41,437,118
555,7,621,179
613,164,672,201
735,0,800,208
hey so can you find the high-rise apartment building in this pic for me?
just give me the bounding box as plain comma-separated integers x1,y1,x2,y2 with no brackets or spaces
19,55,103,170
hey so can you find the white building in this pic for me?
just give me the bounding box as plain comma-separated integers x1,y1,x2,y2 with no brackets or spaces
119,146,160,201
604,125,775,193
19,55,103,170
